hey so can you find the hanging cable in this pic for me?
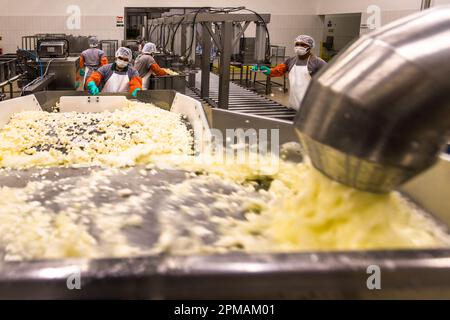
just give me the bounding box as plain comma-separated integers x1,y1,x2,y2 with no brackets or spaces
180,7,211,59
170,16,186,54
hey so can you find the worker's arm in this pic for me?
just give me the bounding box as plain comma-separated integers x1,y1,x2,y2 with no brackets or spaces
100,56,109,66
269,63,288,77
85,71,103,95
79,55,85,69
150,63,168,76
85,71,103,88
264,56,292,77
256,63,287,77
309,56,327,76
79,55,86,76
129,69,143,95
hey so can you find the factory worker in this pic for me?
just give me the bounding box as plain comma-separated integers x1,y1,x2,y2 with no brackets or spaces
254,35,327,111
134,42,168,89
79,36,108,87
85,47,142,97
136,36,145,52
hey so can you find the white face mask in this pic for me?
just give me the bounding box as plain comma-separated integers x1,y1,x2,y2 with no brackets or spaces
294,46,309,56
116,58,128,68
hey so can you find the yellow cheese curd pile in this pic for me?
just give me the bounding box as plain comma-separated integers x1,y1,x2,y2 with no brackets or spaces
0,101,193,169
162,68,179,76
0,99,447,260
152,157,450,254
0,155,447,261
228,162,449,252
0,168,149,261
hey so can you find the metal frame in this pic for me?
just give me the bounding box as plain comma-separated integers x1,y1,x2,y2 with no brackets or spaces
100,40,119,62
147,12,271,110
0,74,23,101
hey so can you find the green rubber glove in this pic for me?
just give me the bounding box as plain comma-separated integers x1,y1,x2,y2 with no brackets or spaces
79,68,85,77
131,88,141,98
259,65,271,76
250,65,259,72
87,81,99,95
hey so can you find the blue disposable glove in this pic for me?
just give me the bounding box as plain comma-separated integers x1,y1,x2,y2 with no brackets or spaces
87,81,99,95
131,88,141,98
79,68,85,77
259,65,271,76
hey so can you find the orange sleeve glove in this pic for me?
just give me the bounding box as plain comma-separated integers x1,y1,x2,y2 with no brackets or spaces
79,55,85,69
129,76,143,94
85,71,103,88
270,63,288,77
100,56,109,66
150,63,168,76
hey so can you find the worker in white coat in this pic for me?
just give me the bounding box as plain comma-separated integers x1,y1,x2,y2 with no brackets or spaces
134,42,168,89
253,35,327,111
86,47,142,97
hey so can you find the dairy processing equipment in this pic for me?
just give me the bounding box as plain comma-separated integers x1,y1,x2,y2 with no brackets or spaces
0,89,447,299
146,7,271,109
295,5,450,193
0,6,448,300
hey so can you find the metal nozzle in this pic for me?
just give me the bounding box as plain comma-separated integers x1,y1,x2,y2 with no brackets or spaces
294,6,450,193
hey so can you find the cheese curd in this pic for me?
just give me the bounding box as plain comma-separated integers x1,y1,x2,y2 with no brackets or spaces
162,68,179,76
149,158,449,254
0,101,193,169
0,101,447,261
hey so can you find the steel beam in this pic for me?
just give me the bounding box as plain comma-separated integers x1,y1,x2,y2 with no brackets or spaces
148,13,270,26
201,22,212,99
218,21,233,109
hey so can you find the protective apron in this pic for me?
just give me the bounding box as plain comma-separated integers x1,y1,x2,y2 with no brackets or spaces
101,72,129,93
142,69,154,90
288,56,311,111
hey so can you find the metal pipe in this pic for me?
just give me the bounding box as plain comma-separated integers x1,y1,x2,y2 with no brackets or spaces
294,6,450,193
421,0,432,10
218,21,233,109
0,74,23,99
254,22,267,63
200,22,212,99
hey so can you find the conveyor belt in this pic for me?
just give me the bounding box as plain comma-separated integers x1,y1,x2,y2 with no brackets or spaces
187,72,296,122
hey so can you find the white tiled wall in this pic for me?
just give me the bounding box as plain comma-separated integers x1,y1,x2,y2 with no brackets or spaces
0,14,323,57
324,14,361,51
0,15,123,53
268,15,323,56
360,9,418,36
1,0,445,55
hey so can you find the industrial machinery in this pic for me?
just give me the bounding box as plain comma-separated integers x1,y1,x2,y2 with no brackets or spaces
37,39,69,58
295,5,450,193
0,54,20,101
14,34,118,96
0,90,448,298
22,34,93,57
0,6,448,300
146,7,272,109
16,37,79,94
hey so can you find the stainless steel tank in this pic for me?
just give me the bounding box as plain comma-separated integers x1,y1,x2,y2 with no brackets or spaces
294,6,450,193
